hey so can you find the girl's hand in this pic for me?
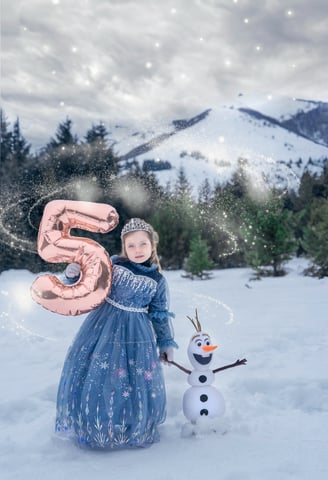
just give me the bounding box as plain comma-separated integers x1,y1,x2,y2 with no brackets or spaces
160,348,174,364
65,262,81,279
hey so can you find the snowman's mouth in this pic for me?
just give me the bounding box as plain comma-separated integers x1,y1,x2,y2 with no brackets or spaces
193,353,212,365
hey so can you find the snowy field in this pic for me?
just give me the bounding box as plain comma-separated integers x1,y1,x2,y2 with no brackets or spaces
0,258,327,480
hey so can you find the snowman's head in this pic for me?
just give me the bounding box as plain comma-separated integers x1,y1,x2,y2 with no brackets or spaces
187,331,217,370
187,309,218,371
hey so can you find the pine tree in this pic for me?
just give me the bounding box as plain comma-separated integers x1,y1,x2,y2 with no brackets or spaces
48,117,78,148
1,112,31,191
183,234,213,279
198,178,212,205
243,197,296,276
175,166,192,198
84,123,119,182
302,199,328,278
12,118,31,165
0,109,13,164
151,178,197,269
205,182,247,268
41,117,82,183
0,110,13,190
85,123,108,144
312,158,328,199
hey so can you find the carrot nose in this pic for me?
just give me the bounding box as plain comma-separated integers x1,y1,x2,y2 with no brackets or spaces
202,345,218,352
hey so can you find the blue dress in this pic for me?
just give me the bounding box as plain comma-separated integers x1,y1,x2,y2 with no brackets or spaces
55,256,178,449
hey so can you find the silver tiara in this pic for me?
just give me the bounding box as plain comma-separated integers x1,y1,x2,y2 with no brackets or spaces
121,218,153,238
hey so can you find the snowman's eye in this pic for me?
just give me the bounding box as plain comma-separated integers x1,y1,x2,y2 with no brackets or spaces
197,341,202,347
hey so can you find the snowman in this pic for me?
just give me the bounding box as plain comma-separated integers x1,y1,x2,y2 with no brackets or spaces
163,310,247,432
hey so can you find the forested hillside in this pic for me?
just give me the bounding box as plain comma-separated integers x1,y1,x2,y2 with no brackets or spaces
1,112,328,277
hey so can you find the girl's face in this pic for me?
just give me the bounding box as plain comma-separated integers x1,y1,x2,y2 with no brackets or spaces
124,230,152,263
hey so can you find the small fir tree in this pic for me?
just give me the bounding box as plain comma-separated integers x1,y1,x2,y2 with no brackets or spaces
184,234,213,279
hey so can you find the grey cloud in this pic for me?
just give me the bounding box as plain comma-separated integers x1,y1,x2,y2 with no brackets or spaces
1,0,327,150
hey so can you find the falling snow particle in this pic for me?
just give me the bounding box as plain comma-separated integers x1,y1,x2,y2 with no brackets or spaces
286,9,294,17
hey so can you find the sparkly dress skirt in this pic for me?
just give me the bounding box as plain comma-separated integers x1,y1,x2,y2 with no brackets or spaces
55,299,166,449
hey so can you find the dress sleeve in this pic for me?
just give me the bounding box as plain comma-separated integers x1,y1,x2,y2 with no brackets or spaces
148,276,179,351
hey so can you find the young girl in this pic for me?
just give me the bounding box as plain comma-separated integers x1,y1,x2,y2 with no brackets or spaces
55,218,178,449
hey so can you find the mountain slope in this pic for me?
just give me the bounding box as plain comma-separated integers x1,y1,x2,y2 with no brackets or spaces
110,95,328,193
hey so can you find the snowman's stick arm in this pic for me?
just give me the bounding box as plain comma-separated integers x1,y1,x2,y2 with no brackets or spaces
169,360,191,374
213,358,247,374
161,353,191,374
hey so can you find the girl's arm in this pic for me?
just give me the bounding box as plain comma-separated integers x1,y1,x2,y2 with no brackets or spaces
148,276,178,352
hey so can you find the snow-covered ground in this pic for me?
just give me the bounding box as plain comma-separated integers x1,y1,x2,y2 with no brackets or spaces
0,258,327,480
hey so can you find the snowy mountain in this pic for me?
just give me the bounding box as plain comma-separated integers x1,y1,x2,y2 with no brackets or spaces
109,95,328,193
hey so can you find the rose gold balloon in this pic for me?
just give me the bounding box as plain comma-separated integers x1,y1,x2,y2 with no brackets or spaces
30,199,119,315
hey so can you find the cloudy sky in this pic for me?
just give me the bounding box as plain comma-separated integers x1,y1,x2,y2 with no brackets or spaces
2,0,328,150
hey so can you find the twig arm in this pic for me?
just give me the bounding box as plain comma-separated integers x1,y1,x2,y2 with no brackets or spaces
213,358,247,374
169,360,192,374
160,353,191,374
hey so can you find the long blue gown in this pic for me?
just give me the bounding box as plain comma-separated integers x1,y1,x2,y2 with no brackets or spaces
55,256,178,449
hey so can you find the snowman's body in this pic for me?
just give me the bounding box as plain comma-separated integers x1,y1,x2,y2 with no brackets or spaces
182,331,226,423
183,383,225,422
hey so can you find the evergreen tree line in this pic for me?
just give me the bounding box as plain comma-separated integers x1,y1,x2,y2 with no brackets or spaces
1,110,328,278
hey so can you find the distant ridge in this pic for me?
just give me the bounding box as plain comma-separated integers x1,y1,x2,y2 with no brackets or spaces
110,95,328,193
119,109,211,162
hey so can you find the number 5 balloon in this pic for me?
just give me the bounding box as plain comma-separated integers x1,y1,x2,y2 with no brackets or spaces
30,199,119,315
